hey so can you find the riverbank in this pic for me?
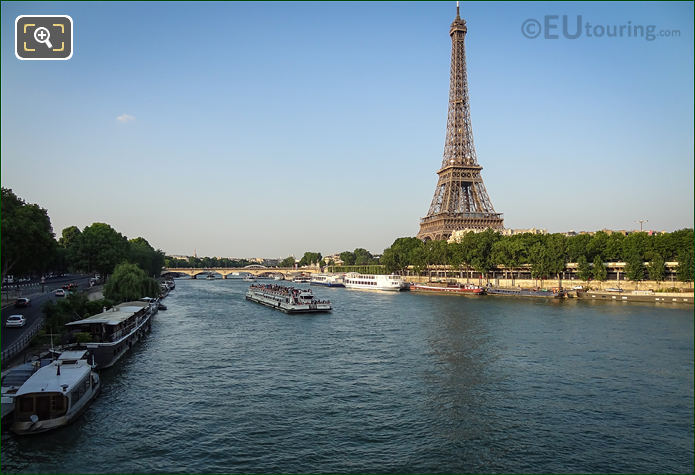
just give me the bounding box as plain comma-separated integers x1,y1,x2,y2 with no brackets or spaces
406,274,693,293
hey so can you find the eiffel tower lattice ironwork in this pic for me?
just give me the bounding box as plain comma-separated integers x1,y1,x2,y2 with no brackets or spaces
417,4,503,241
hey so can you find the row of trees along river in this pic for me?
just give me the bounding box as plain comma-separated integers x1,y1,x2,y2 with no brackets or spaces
163,249,379,270
2,187,166,342
377,230,694,284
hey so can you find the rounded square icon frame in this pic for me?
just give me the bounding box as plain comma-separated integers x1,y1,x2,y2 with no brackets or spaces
15,14,74,60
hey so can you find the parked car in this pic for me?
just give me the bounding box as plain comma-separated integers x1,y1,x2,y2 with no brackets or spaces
14,297,31,308
5,315,26,327
55,289,66,297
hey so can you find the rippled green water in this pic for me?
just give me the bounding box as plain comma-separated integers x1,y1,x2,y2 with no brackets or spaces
2,279,693,473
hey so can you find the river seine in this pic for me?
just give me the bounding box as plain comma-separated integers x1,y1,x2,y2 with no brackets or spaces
2,279,693,473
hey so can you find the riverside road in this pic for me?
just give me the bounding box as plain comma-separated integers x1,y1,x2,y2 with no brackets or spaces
1,275,92,361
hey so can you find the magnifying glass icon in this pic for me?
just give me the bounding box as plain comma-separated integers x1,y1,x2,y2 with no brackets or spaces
34,27,53,49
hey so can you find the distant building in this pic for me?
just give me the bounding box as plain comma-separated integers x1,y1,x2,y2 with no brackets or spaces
500,228,548,237
323,254,344,266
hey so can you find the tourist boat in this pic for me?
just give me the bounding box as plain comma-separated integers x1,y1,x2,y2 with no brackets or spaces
274,275,284,281
11,350,100,435
310,273,345,287
243,275,257,282
292,275,311,283
206,273,215,280
245,284,331,313
486,286,565,298
410,282,485,294
343,273,409,291
64,300,158,369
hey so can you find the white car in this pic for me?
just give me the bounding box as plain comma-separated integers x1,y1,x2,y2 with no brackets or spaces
55,289,66,297
5,315,26,328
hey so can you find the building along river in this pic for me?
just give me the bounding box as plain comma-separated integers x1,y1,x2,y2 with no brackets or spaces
2,278,692,473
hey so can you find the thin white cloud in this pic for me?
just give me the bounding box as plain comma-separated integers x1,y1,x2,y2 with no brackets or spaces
116,113,136,123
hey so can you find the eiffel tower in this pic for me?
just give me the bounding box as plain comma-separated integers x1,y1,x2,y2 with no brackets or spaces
417,3,503,241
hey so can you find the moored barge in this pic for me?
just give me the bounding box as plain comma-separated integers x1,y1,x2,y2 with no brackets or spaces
65,300,158,369
486,286,565,298
410,282,486,294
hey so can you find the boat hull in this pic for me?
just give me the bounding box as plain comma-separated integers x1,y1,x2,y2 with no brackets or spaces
487,288,564,298
410,284,485,294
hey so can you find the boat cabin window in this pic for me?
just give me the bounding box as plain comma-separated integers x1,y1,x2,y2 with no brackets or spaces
70,377,90,404
51,394,66,411
19,396,33,412
15,393,68,421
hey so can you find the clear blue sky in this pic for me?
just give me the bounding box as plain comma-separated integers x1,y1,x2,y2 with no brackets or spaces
2,1,693,258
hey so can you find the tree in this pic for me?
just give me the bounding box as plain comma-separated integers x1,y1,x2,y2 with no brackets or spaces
529,243,552,284
104,262,160,303
676,248,694,283
567,234,591,262
604,233,625,261
59,226,81,248
298,251,322,267
1,188,57,279
128,237,165,277
280,256,295,268
353,248,375,266
70,223,129,278
576,255,593,281
470,229,500,279
545,233,568,278
624,252,645,283
622,232,651,262
339,251,356,266
593,255,607,281
381,237,423,274
647,254,666,283
586,231,609,261
491,238,524,283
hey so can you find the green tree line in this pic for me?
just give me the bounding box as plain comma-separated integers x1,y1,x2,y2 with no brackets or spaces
2,187,165,281
164,256,254,269
381,229,694,283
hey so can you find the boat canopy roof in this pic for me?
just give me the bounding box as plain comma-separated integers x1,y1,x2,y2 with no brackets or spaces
58,350,88,361
16,360,91,396
66,301,149,327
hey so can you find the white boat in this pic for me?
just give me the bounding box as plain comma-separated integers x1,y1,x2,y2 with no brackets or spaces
246,284,331,313
310,273,345,287
243,275,257,282
2,358,54,424
11,350,100,435
343,273,409,291
273,275,284,281
292,275,311,283
65,300,157,369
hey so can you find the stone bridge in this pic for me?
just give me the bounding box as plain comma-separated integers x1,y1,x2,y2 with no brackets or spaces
162,266,320,279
